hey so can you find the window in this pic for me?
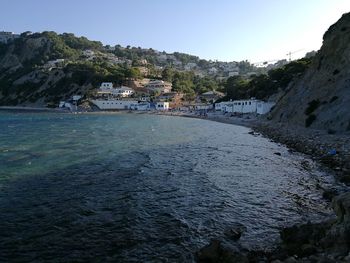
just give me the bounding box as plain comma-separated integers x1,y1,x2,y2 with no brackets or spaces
249,102,251,105
245,102,247,105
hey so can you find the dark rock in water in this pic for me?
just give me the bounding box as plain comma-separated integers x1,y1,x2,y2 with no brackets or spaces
339,173,350,186
274,152,282,156
224,223,246,241
280,221,332,257
322,193,350,256
322,188,338,201
196,239,249,263
196,239,221,262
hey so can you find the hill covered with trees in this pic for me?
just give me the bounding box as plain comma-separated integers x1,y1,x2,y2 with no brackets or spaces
0,30,311,106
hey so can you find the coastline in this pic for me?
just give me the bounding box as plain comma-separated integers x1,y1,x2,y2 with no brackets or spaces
2,106,350,261
145,110,350,262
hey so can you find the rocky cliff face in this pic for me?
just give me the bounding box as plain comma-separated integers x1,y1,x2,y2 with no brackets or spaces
270,13,350,133
0,33,102,106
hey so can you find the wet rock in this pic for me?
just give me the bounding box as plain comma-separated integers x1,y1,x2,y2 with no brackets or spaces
322,188,338,201
322,192,350,256
196,239,221,262
339,173,350,186
224,223,246,241
300,244,317,257
196,239,249,263
280,221,332,257
284,256,298,263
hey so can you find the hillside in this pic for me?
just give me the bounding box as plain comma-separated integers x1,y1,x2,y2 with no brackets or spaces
0,31,264,106
270,12,350,133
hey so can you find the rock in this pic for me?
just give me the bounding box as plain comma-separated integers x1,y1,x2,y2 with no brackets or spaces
300,244,317,257
284,256,298,263
339,174,350,186
280,221,332,257
196,239,221,262
224,223,246,241
196,239,249,263
322,193,350,256
322,188,338,201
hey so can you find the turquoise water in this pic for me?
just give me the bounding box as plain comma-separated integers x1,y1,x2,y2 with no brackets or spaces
0,111,335,262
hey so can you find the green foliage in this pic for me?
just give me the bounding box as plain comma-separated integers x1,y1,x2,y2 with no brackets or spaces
224,76,249,100
268,58,312,89
305,99,320,115
194,77,219,94
172,71,195,93
224,58,312,101
161,67,176,82
173,52,199,65
60,33,103,50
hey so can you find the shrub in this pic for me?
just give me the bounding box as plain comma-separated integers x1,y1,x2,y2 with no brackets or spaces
333,69,340,75
329,96,338,103
305,114,316,127
305,99,320,115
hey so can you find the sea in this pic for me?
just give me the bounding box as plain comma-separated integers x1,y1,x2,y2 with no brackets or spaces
0,111,337,262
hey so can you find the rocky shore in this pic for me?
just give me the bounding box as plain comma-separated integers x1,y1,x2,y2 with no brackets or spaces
252,121,350,187
195,117,350,262
197,192,350,262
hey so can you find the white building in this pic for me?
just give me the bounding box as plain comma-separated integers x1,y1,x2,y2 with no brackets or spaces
257,101,275,114
218,99,275,114
156,102,170,111
44,59,65,70
115,86,134,97
96,83,134,97
100,82,114,90
91,99,139,110
131,102,150,111
215,102,229,111
231,99,259,113
208,67,218,75
145,80,172,93
228,71,239,77
195,104,213,110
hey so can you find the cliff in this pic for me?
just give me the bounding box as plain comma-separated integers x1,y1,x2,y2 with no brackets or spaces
270,12,350,133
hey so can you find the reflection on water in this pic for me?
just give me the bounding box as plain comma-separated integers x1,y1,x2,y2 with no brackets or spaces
0,112,336,262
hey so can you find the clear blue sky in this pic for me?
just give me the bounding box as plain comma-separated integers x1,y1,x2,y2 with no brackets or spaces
1,0,349,62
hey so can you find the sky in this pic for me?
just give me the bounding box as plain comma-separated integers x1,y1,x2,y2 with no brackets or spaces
1,0,349,63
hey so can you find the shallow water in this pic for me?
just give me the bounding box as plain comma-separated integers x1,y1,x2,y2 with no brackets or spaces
0,111,336,262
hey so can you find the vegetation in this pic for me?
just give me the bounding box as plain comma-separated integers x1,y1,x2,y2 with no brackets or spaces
0,31,313,106
305,99,320,115
305,114,317,127
224,58,312,101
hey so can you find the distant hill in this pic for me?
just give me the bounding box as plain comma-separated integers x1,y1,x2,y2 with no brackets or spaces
0,31,263,106
270,12,350,133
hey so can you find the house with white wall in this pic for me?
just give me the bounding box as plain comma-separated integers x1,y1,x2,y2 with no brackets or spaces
115,86,134,97
218,98,275,115
257,101,275,114
156,102,170,110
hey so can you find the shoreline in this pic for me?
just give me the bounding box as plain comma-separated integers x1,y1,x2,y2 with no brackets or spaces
2,106,350,261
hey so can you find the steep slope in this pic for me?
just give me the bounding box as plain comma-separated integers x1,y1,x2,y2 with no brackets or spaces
270,12,350,133
0,32,137,106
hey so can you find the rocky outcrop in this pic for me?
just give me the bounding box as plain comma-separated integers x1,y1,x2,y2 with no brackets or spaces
196,193,350,262
271,12,350,133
